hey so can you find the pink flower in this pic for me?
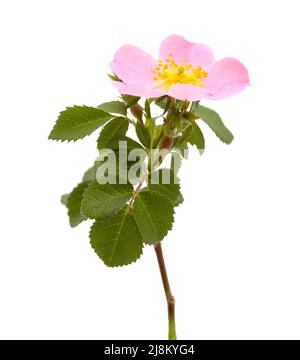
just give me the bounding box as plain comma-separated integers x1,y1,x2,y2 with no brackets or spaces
110,35,249,101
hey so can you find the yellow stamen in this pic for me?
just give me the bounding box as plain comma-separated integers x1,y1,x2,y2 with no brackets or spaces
151,56,208,90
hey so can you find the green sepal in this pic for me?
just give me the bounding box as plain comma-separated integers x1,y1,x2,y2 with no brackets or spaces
136,121,151,149
144,99,151,119
107,73,122,82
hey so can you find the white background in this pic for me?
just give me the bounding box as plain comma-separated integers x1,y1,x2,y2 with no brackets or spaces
0,0,299,340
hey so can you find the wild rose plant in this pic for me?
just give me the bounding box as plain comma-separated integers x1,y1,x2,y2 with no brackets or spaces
49,35,249,340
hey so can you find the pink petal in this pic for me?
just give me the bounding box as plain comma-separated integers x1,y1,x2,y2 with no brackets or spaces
204,57,250,100
110,45,157,85
112,81,163,98
159,34,214,68
166,84,209,101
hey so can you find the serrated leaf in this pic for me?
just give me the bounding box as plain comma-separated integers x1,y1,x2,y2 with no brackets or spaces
63,182,90,227
193,104,234,144
61,162,102,226
97,101,126,116
49,105,112,141
81,181,133,219
90,210,143,267
61,193,70,206
109,136,145,152
136,122,151,149
132,191,174,245
61,161,105,227
147,169,183,207
188,122,205,154
97,117,129,149
94,149,145,185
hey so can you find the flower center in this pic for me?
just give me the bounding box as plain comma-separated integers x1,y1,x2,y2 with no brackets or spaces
151,54,208,90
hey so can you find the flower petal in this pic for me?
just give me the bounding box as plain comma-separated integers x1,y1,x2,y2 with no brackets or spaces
112,81,163,98
159,34,214,68
111,45,157,85
165,84,209,101
204,57,250,100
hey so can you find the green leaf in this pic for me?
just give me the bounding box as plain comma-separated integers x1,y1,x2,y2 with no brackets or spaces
93,149,145,185
132,191,174,245
136,122,151,149
102,136,145,160
61,193,70,206
97,117,129,149
81,181,133,219
109,136,145,152
62,182,90,227
188,122,205,154
193,104,234,144
147,169,183,207
82,161,101,182
90,210,143,267
97,101,126,116
49,106,112,141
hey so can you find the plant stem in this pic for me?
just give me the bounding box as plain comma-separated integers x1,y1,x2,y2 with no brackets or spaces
154,242,176,340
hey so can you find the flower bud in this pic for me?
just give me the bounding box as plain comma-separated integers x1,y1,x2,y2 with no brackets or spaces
159,136,173,150
130,103,143,121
